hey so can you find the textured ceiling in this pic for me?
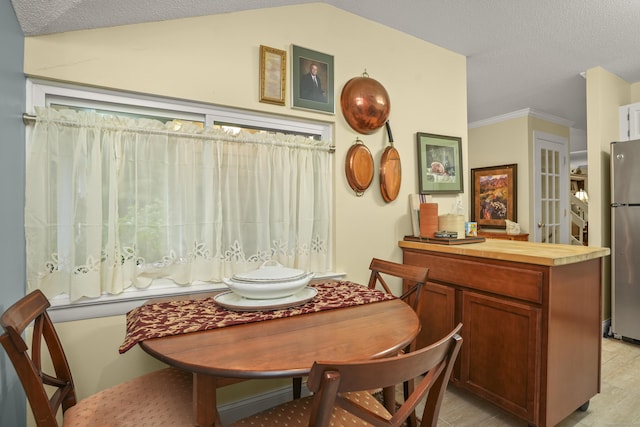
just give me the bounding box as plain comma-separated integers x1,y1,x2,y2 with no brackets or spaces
10,0,640,131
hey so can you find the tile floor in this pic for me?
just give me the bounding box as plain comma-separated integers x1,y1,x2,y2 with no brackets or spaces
433,337,640,426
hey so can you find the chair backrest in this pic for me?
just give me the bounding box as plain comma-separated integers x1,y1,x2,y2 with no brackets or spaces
367,258,429,313
1,290,76,427
306,323,463,427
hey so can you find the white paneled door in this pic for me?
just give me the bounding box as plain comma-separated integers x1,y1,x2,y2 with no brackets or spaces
533,131,570,244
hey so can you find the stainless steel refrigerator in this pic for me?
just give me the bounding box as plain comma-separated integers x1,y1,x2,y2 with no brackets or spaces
611,139,640,341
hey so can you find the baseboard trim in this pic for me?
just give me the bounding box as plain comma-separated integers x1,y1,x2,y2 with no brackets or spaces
218,382,310,424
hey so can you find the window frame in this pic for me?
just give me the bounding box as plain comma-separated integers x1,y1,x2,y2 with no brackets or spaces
26,79,337,322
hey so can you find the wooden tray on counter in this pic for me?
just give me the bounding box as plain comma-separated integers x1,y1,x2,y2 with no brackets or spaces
403,235,486,245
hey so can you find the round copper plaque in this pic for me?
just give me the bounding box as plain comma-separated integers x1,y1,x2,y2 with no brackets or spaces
340,74,390,135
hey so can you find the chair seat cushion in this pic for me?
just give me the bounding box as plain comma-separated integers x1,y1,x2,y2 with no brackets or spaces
230,391,391,426
63,368,193,427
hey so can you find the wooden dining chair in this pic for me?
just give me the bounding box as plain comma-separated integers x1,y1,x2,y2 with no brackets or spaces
368,257,431,424
0,289,195,426
367,257,429,316
232,323,462,427
292,259,429,401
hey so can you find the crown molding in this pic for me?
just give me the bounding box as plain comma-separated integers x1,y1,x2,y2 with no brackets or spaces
468,108,574,129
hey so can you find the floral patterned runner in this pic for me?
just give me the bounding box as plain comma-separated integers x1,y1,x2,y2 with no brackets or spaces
119,280,395,353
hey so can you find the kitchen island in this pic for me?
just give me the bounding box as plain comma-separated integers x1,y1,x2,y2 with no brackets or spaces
400,238,610,427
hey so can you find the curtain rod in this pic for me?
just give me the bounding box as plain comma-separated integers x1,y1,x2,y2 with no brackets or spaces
23,113,35,125
21,113,335,153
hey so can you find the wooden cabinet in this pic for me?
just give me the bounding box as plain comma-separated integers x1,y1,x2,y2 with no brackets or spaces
415,281,455,351
477,230,529,241
460,291,541,420
401,242,604,427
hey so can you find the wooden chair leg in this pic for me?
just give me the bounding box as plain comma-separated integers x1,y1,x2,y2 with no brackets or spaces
404,377,418,427
382,385,396,414
292,377,302,399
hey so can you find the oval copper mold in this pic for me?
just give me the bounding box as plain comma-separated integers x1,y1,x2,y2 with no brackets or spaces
345,139,374,195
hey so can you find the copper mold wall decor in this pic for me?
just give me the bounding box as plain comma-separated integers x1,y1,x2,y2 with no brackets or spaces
345,138,374,196
340,71,390,135
379,121,401,202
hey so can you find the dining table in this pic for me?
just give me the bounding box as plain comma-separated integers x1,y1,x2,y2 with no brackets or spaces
119,280,421,427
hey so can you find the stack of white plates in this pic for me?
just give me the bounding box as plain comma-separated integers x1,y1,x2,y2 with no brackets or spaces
222,261,314,300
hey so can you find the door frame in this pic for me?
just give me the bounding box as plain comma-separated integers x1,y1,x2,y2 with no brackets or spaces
532,131,570,243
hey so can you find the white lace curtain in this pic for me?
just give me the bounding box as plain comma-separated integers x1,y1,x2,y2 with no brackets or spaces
25,108,331,302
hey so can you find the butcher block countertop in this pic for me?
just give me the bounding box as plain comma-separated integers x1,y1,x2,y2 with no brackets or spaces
399,239,610,266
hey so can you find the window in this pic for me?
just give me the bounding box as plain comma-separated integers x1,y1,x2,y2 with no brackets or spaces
25,79,335,321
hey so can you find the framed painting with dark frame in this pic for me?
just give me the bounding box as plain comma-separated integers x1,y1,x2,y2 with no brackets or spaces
471,163,518,229
291,45,334,114
416,132,463,194
259,45,286,106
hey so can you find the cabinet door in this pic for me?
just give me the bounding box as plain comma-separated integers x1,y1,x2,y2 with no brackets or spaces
460,291,541,424
414,281,456,351
619,102,640,141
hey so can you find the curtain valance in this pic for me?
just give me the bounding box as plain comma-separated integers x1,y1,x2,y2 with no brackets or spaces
25,107,332,302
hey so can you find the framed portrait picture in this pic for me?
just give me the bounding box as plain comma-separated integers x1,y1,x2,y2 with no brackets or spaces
259,45,286,105
416,132,463,194
470,163,518,229
291,45,334,114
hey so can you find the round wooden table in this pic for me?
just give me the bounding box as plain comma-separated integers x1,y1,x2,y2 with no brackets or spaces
140,296,420,427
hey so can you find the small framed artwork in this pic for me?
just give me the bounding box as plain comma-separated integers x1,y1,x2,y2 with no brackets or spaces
291,45,334,114
259,45,286,105
470,163,518,229
416,132,463,194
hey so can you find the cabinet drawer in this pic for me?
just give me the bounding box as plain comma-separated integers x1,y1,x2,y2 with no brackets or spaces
404,251,543,304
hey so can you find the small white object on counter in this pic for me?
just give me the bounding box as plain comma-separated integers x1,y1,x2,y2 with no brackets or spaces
505,219,521,235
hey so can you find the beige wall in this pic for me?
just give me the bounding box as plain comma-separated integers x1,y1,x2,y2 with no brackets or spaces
468,113,570,235
585,66,631,322
631,81,640,102
585,67,629,249
468,116,530,232
23,3,467,411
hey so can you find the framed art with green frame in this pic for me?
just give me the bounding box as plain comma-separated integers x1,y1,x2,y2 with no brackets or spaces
291,45,334,114
416,132,463,194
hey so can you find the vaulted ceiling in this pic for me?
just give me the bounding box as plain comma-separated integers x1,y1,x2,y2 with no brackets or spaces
10,0,640,131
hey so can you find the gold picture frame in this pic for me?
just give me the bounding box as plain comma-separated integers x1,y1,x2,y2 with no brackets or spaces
259,45,286,105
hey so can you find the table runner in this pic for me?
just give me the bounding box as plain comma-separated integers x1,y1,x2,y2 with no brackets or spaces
119,280,395,353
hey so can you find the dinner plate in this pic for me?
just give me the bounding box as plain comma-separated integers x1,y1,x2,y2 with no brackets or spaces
213,287,318,311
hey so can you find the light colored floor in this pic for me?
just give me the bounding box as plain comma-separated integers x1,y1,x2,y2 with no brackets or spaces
433,338,640,427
